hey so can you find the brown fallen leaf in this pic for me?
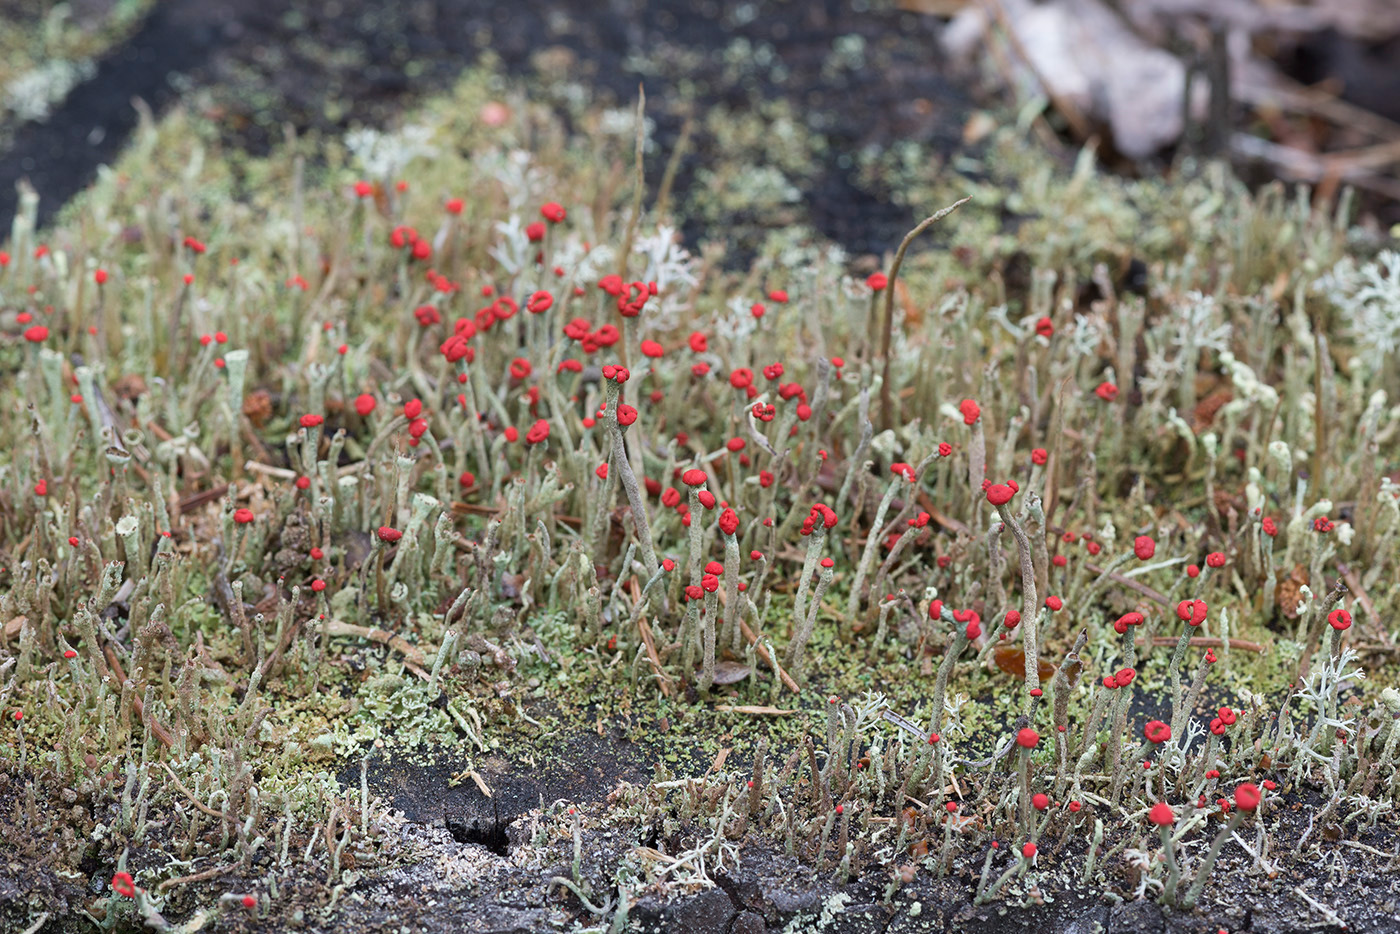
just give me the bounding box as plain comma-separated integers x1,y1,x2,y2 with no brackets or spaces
711,660,752,685
113,373,148,401
2,615,26,640
993,644,1057,681
1192,386,1233,432
1275,564,1309,620
242,388,274,427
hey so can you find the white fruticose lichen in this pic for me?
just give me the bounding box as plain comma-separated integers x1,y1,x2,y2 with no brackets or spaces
1173,292,1232,353
700,165,801,210
596,106,656,154
344,123,439,180
1219,351,1280,409
1336,521,1355,546
552,238,614,289
489,216,534,277
633,225,699,322
868,429,901,460
1068,312,1107,358
3,58,96,122
715,295,762,345
1140,291,1232,405
1314,250,1400,374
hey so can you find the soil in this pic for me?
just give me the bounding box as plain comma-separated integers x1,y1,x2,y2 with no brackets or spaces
0,0,971,263
345,732,1397,934
5,725,1397,934
353,726,659,855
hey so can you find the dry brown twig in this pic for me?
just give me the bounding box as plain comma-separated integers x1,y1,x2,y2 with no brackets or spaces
629,578,674,697
878,198,970,431
740,619,801,694
321,618,431,680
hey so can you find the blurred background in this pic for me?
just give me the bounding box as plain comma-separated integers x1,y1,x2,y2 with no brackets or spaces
3,0,1399,246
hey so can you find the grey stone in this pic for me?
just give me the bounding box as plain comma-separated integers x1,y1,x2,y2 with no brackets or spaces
1108,900,1165,934
664,887,738,934
732,910,767,934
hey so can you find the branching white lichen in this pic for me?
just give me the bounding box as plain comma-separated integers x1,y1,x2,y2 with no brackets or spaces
1315,250,1400,374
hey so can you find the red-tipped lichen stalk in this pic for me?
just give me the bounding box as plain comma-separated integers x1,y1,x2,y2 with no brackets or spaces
986,481,1041,711
603,367,660,579
786,503,837,682
788,557,835,686
1180,783,1261,908
975,841,1036,905
1016,727,1040,838
719,507,742,652
698,569,721,692
1168,598,1208,736
1148,802,1181,904
846,462,913,624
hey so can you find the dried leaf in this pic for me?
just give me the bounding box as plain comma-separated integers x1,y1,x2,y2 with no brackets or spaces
1060,656,1084,689
3,616,26,639
242,389,274,428
1275,564,1309,619
499,573,525,600
711,661,752,685
1192,386,1233,432
113,373,148,401
993,644,1057,681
